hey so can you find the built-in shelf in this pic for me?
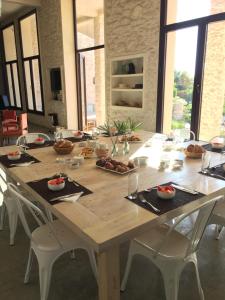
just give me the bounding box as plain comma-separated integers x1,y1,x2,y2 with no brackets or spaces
110,55,144,109
112,73,143,78
112,88,143,92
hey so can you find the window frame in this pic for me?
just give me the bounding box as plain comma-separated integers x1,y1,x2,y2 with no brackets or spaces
18,10,45,115
1,22,22,110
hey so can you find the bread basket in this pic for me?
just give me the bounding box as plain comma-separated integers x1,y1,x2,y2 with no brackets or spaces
184,149,204,159
53,143,74,155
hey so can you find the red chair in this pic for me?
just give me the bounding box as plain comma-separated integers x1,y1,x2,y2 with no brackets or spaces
2,110,17,127
0,113,28,146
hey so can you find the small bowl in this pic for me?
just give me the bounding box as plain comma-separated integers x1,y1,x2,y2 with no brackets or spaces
34,138,45,145
48,178,65,191
7,151,21,161
73,131,84,139
157,186,176,199
211,142,224,149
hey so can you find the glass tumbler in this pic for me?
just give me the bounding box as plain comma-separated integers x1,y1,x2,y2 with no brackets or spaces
201,151,211,173
128,173,139,200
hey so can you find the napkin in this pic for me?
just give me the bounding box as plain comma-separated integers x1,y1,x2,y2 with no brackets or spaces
60,192,83,203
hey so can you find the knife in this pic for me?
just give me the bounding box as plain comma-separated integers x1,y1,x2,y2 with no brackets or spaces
171,184,198,195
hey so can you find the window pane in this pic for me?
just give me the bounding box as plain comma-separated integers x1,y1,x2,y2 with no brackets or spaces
32,59,43,112
24,61,34,110
163,27,198,136
20,14,39,58
6,65,15,106
12,63,21,108
2,25,17,62
167,0,225,24
76,0,104,49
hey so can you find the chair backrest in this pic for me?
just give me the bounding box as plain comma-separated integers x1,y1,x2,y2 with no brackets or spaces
7,183,62,246
2,109,17,122
156,196,223,258
16,132,50,145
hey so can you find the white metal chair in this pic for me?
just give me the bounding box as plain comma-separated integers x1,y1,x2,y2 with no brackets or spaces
208,198,225,239
16,133,51,146
7,182,98,300
121,196,223,300
0,167,18,245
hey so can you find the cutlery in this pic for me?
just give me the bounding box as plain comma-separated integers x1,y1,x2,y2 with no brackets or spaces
10,161,35,167
68,177,79,187
171,183,198,195
50,191,83,202
139,194,160,213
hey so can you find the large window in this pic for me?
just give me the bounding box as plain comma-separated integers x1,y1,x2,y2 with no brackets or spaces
19,12,44,114
2,24,22,108
157,0,225,141
74,0,105,130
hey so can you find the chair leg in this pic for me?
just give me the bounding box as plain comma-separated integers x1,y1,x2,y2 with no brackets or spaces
39,261,53,300
192,259,204,300
216,225,224,240
8,212,18,245
121,244,135,292
24,247,34,284
162,266,181,300
45,208,54,222
0,203,6,230
87,249,98,280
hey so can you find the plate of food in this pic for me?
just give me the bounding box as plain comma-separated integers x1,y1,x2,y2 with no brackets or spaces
34,137,45,145
119,135,142,143
184,144,205,159
7,151,21,160
81,147,95,158
96,157,136,174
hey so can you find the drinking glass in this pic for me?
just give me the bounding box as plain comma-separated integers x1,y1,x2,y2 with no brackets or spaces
201,151,211,173
128,173,139,200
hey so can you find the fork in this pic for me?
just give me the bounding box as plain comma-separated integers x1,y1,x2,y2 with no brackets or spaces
139,194,160,213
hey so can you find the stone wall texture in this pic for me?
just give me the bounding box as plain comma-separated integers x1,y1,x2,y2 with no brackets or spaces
105,0,160,131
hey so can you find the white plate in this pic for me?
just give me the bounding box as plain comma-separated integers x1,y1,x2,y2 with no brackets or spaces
96,165,137,175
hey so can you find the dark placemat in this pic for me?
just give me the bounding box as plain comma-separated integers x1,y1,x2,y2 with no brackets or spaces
199,164,225,181
26,140,55,149
202,143,225,153
0,153,40,168
27,176,93,205
66,134,92,143
126,182,205,215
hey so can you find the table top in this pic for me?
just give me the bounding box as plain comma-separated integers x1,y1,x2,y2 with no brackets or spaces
1,131,225,252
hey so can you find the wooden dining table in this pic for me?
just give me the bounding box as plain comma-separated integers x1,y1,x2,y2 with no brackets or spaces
1,130,225,300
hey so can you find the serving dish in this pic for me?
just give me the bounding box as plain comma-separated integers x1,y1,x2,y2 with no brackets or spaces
47,177,65,191
157,185,176,199
96,165,137,175
7,151,21,160
96,157,136,174
73,130,84,139
34,137,45,145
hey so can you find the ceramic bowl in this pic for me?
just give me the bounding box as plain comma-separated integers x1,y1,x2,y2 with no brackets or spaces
48,178,65,191
7,152,21,161
34,138,45,145
73,131,83,139
211,142,224,149
157,186,176,199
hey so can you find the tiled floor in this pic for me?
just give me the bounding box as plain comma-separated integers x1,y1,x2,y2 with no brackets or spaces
0,213,225,300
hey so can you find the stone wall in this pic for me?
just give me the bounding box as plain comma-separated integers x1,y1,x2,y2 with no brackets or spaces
105,0,160,131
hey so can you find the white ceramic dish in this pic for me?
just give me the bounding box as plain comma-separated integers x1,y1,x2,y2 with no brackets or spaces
96,165,137,175
48,180,65,191
157,188,176,199
211,142,224,149
7,153,21,160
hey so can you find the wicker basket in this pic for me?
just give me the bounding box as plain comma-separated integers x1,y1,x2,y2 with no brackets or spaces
53,144,74,155
184,149,204,159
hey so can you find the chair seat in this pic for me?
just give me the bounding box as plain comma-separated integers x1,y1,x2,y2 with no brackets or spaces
134,224,189,258
32,220,86,252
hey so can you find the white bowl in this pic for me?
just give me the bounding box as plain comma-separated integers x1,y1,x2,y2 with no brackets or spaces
211,142,224,149
157,187,176,199
34,138,45,145
7,153,21,160
73,131,84,139
48,179,65,191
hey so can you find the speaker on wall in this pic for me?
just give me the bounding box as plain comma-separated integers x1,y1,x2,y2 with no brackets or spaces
50,68,62,92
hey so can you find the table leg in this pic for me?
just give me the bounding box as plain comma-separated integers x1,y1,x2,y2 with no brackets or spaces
97,245,120,300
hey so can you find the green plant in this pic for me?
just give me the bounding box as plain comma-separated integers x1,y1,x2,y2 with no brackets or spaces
97,121,112,136
113,120,129,135
127,117,142,132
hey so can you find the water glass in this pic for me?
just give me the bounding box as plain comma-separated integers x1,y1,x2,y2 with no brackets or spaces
128,173,139,200
201,151,211,173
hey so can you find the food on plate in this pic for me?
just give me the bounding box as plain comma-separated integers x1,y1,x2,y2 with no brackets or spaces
34,137,45,144
157,185,176,199
96,157,135,173
186,144,204,153
120,135,141,142
7,151,21,160
47,177,65,191
81,147,94,158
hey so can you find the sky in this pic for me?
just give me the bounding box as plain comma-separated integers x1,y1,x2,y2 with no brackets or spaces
174,0,211,75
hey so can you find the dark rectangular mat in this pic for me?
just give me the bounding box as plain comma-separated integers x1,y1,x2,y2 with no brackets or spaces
27,176,93,205
0,153,40,168
199,164,225,181
126,182,205,215
202,143,225,153
26,140,55,149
